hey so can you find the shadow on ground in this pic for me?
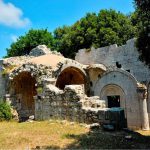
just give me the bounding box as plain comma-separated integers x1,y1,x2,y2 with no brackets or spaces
33,128,150,149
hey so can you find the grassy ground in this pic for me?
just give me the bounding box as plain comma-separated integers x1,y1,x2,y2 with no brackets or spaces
0,120,150,149
0,120,88,149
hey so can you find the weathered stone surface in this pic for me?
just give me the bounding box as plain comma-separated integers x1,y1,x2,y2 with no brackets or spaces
9,63,52,81
0,59,6,100
0,39,149,130
3,56,34,66
29,45,62,57
76,39,150,83
29,45,51,56
11,108,19,121
34,83,107,124
95,70,139,127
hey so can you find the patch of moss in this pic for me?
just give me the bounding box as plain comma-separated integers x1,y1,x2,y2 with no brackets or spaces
85,48,91,52
37,87,43,94
1,65,17,77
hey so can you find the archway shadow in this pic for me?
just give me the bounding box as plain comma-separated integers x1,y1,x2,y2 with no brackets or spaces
10,71,37,120
56,67,86,90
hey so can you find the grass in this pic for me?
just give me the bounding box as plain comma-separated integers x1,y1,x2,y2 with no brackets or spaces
0,120,88,149
137,130,150,136
0,120,150,149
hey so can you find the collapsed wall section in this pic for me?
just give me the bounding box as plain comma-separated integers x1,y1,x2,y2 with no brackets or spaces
35,85,85,122
34,84,107,124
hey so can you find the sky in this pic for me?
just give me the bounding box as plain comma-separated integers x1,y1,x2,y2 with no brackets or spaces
0,0,135,58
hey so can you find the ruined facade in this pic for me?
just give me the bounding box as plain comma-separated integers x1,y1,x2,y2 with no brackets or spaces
75,39,150,130
0,39,150,130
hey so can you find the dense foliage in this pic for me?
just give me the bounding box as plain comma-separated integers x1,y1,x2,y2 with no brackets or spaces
0,102,12,121
134,0,150,66
5,9,137,58
54,9,137,58
6,29,54,57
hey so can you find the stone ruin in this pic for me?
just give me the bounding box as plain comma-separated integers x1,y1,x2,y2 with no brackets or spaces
0,39,150,130
29,45,62,57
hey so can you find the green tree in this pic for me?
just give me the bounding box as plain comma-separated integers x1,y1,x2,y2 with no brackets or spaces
54,9,137,58
134,0,150,66
54,13,98,58
6,29,54,57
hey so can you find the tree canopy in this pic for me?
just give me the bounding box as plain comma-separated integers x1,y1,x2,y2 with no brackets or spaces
6,29,54,57
54,9,137,58
5,9,137,58
134,0,150,66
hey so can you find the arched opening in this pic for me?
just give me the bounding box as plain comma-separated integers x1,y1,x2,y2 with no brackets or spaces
95,70,142,129
100,84,125,108
10,72,37,119
100,84,127,117
56,67,86,90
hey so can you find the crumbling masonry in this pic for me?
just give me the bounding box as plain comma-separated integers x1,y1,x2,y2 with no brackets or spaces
0,40,150,130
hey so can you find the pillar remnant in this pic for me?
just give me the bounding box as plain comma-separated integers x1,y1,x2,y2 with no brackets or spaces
137,85,149,130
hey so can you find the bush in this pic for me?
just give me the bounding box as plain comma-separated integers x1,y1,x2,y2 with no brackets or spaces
0,102,12,121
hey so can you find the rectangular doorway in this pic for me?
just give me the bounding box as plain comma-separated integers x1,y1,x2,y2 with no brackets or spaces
107,95,120,108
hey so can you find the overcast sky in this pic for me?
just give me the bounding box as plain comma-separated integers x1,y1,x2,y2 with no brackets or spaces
0,0,135,58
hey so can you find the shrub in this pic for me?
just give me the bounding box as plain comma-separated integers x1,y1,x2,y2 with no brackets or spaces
0,102,12,121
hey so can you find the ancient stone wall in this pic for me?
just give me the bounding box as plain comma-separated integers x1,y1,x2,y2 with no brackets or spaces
87,64,106,96
75,39,150,83
34,84,107,124
0,59,7,101
35,84,85,121
8,63,53,118
9,63,53,83
0,56,36,102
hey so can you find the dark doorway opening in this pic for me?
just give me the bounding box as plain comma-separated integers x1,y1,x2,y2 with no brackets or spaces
12,71,37,119
107,96,120,108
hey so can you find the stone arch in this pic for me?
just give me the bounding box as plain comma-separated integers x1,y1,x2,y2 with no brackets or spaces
101,84,126,108
103,69,138,85
55,59,89,93
56,66,86,90
58,59,87,77
10,71,37,119
94,69,142,129
8,63,52,120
